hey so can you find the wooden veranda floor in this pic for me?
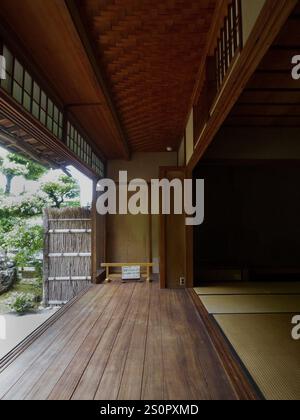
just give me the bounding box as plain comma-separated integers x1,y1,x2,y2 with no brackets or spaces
0,281,257,400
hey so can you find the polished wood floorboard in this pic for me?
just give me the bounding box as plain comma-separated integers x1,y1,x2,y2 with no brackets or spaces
0,281,241,400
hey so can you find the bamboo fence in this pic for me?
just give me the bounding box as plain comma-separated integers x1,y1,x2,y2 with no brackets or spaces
43,207,92,305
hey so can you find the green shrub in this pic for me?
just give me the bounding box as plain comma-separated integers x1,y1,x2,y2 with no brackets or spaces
7,292,35,315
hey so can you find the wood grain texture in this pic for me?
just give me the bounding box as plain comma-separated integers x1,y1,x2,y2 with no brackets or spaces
0,286,103,398
0,281,258,400
3,286,116,400
71,283,136,400
141,282,164,400
159,167,187,289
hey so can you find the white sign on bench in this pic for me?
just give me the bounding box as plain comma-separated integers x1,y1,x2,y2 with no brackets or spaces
122,265,141,280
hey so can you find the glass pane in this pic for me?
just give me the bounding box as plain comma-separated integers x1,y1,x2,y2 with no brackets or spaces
53,106,59,123
41,91,47,110
47,115,53,131
40,109,46,125
1,74,12,93
23,92,31,111
32,101,40,119
47,99,53,117
14,60,24,85
12,82,22,103
3,46,13,75
24,72,32,94
59,112,63,127
33,82,40,103
53,123,58,137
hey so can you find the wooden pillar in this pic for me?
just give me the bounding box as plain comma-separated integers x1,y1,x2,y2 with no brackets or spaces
43,210,50,304
62,106,69,145
91,178,106,283
185,166,194,288
159,167,187,289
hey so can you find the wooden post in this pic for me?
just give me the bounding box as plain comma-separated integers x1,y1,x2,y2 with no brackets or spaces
92,178,107,284
43,210,50,305
147,265,152,282
106,266,110,282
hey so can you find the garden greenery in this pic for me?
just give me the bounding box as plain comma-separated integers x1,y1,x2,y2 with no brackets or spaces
7,292,35,315
0,152,81,305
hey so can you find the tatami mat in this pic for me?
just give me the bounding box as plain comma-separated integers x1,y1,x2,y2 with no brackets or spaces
214,314,300,400
195,282,300,296
200,294,300,314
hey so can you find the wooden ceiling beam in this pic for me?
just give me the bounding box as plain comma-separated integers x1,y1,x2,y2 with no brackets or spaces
65,0,130,160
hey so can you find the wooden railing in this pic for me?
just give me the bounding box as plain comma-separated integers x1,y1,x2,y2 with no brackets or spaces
193,0,243,145
215,0,243,92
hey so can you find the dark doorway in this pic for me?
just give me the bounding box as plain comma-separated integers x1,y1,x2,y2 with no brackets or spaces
193,161,300,286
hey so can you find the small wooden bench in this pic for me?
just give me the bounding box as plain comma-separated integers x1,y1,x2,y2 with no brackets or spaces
101,263,154,283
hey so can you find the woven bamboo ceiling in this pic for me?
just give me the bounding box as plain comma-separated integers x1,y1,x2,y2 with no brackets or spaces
76,0,216,153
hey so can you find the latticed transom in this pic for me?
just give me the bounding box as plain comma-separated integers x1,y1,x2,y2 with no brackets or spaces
78,0,216,152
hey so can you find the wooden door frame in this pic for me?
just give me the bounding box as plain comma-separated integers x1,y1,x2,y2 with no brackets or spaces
159,166,193,289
